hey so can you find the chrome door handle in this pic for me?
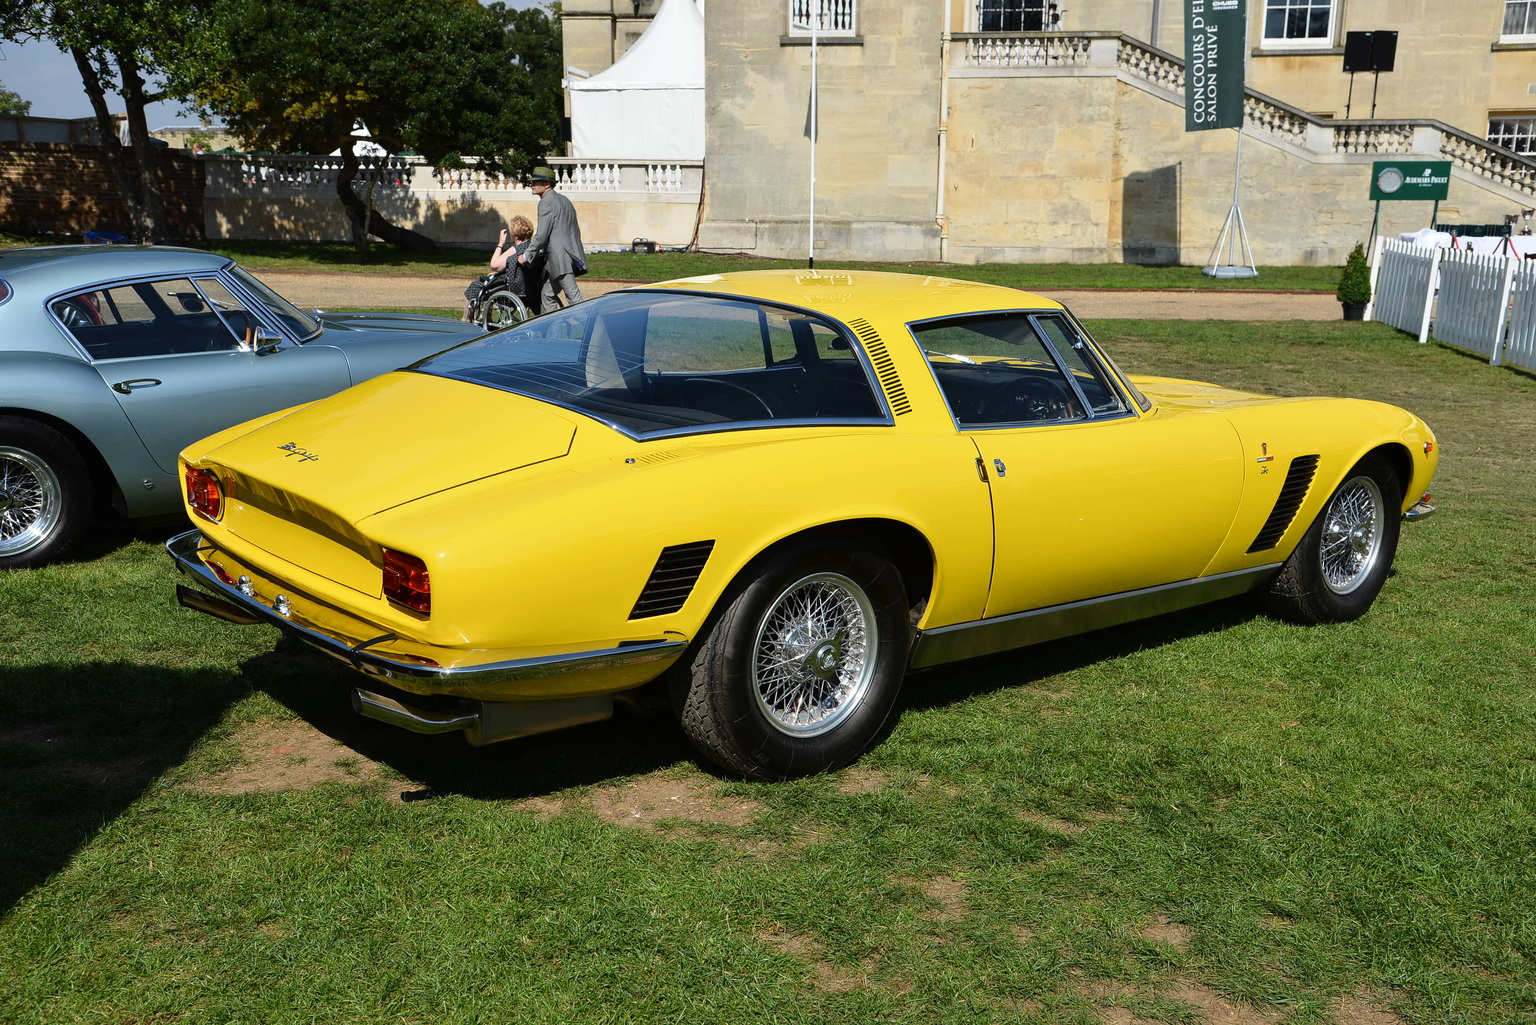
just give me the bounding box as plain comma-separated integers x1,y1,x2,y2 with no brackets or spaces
112,378,162,394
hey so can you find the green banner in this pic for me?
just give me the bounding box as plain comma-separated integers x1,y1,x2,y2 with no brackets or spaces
1185,0,1246,132
1369,161,1452,201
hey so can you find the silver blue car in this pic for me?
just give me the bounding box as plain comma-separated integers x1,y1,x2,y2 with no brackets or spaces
0,245,485,569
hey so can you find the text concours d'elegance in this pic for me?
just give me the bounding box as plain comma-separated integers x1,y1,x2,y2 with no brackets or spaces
1186,0,1241,127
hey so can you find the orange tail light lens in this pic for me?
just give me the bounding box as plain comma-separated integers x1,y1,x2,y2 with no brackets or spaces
382,549,431,614
185,466,222,521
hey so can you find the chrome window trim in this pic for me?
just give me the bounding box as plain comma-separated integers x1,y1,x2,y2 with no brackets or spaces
222,265,322,343
1026,308,1136,417
414,288,898,438
906,306,1133,433
1061,307,1151,412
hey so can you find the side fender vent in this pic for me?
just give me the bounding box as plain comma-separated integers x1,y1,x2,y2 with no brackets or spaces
1248,454,1321,552
629,540,715,619
846,318,912,416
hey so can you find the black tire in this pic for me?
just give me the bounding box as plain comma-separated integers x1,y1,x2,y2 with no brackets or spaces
675,539,910,780
1263,454,1402,624
480,290,530,330
0,417,93,570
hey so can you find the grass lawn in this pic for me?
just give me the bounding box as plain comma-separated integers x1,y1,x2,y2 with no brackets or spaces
2,232,1343,291
205,241,1344,291
1,320,1532,1024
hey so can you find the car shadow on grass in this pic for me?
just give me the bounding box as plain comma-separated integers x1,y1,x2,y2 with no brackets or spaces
241,638,699,802
898,594,1267,714
0,662,248,917
238,596,1267,803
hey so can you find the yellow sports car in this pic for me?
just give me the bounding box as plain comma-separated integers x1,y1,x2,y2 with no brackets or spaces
167,270,1438,779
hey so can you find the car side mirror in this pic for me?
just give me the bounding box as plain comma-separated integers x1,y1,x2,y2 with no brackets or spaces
242,325,285,356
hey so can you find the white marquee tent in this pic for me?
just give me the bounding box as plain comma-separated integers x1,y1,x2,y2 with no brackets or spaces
567,0,704,161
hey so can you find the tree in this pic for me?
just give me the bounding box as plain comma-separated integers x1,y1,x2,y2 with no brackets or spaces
0,78,30,116
180,0,563,252
0,0,201,241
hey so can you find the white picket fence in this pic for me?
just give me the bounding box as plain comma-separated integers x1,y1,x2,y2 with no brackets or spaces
1369,236,1536,371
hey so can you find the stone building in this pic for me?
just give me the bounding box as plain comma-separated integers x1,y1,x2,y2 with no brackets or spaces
562,0,1536,265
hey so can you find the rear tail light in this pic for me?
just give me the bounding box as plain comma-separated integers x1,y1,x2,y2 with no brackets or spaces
382,549,431,614
185,466,223,521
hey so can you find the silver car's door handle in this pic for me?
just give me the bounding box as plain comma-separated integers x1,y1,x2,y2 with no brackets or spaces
112,378,162,394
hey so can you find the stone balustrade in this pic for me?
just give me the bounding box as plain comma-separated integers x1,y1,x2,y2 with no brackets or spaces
955,31,1536,200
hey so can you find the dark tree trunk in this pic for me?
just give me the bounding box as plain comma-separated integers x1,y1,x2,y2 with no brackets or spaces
114,51,169,241
71,46,149,240
332,144,438,253
69,46,171,243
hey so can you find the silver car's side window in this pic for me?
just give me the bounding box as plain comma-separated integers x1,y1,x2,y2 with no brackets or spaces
912,314,1089,427
52,278,244,360
193,277,261,349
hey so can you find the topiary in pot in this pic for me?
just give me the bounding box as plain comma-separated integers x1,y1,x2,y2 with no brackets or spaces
1337,243,1371,320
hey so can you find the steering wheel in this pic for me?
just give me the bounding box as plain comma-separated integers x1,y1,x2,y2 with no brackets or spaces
679,378,776,420
55,297,102,328
983,375,1079,422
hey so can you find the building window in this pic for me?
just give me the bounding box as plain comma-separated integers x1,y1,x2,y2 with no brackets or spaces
1262,0,1337,47
1489,116,1536,154
975,0,1059,32
787,0,856,36
1503,0,1536,39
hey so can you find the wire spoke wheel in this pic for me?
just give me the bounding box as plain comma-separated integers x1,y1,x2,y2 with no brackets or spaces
674,540,909,779
1319,475,1384,594
751,572,877,737
0,445,64,558
1263,454,1401,625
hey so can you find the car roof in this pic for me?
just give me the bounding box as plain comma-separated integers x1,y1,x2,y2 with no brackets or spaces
0,245,234,295
637,268,1064,324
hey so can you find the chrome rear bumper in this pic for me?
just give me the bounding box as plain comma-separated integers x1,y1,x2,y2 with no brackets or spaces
166,529,687,691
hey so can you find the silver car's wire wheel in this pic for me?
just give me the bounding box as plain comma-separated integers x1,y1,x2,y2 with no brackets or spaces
1319,474,1385,594
751,571,877,738
0,445,63,557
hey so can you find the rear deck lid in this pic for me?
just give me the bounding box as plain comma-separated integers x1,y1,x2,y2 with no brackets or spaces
201,370,578,523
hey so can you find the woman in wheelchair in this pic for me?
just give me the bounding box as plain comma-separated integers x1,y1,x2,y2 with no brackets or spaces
463,215,535,325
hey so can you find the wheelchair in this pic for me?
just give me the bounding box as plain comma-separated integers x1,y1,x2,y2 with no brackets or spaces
465,275,532,330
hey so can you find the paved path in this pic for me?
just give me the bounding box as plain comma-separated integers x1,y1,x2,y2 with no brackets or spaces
255,269,1339,321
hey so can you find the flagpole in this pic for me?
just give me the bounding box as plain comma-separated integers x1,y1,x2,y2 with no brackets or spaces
808,2,819,272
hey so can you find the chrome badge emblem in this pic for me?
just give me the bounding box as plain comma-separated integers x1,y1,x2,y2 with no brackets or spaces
278,442,319,462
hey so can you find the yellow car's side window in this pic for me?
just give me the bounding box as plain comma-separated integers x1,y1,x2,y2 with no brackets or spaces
912,314,1089,426
415,291,889,436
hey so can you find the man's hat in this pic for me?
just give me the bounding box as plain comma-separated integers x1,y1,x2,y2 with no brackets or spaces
529,166,557,183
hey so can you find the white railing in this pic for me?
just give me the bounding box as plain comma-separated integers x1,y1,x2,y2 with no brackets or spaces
788,0,856,35
1369,238,1440,342
1503,260,1536,372
557,162,623,192
1369,236,1536,372
235,154,414,190
546,159,699,195
1433,247,1516,361
433,165,527,191
1332,124,1415,155
959,33,1093,67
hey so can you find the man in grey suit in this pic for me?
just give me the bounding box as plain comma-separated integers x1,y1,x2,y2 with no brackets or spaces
519,166,587,308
